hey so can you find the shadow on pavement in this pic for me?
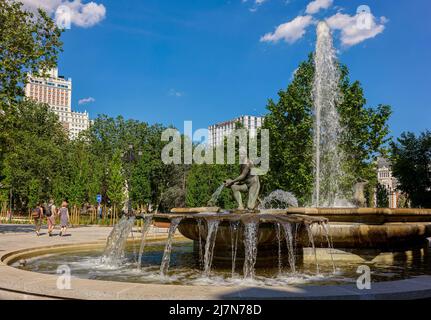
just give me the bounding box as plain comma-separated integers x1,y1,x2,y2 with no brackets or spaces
0,224,37,234
217,286,311,300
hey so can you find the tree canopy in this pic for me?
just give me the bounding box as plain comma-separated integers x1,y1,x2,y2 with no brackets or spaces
262,54,392,205
391,131,431,208
0,0,63,107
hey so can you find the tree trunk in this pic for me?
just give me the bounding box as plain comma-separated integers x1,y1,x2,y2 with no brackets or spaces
72,206,75,225
114,204,117,225
109,206,112,226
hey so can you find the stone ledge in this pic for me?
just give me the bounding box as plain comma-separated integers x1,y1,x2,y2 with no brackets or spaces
2,225,431,300
3,243,431,300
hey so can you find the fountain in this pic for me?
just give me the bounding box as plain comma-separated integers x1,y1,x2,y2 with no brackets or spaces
312,21,345,207
101,215,136,266
5,21,431,300
100,21,431,284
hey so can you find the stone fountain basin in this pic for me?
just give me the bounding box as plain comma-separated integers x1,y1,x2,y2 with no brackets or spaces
154,208,431,250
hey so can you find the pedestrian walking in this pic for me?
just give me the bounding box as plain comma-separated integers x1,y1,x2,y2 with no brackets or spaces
32,202,43,236
46,199,57,236
59,200,70,237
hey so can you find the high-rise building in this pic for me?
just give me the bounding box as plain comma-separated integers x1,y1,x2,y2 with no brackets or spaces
208,115,264,147
25,68,90,139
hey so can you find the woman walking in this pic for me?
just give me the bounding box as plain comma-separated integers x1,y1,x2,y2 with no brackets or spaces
59,200,70,237
46,199,57,237
32,202,43,236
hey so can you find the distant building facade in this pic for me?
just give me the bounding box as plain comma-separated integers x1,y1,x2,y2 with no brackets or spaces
208,115,264,147
25,68,90,139
376,157,400,208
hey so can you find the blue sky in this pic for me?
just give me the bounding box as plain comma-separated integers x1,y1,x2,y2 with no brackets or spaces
26,0,431,139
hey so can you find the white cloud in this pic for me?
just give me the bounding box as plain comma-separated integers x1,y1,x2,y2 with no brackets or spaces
17,0,106,28
260,15,314,44
243,0,268,12
380,16,389,24
78,97,95,105
326,11,386,46
242,0,267,4
168,89,184,97
305,0,333,15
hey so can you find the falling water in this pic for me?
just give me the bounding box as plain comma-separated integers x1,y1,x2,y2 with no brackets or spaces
243,220,259,279
137,214,154,269
281,222,296,273
101,216,136,266
312,21,345,207
322,222,336,273
203,219,220,276
207,184,225,206
276,223,283,275
197,219,204,269
294,223,300,249
306,223,320,274
160,217,182,276
230,220,240,277
259,190,298,209
129,226,139,263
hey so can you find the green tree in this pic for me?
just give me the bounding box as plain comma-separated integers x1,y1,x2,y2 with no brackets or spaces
337,66,392,197
262,57,314,205
107,150,125,206
0,1,63,207
1,100,68,210
186,163,238,209
65,141,93,206
375,183,389,208
84,115,185,210
262,54,392,205
27,178,41,209
0,0,63,107
185,135,240,209
130,153,152,207
87,155,104,205
391,131,431,208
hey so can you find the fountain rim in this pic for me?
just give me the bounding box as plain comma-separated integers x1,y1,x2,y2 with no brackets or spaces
169,207,431,215
147,207,431,225
3,240,431,300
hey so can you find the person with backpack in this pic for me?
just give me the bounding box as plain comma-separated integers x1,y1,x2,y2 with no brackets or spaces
46,199,57,237
32,202,43,236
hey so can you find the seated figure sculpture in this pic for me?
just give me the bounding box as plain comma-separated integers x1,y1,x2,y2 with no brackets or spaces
353,178,369,208
224,148,260,211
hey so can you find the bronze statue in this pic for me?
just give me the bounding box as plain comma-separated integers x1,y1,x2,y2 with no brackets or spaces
224,150,260,211
353,178,369,208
